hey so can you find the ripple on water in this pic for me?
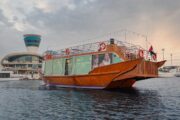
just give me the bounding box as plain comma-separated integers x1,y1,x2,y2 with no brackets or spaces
0,78,179,120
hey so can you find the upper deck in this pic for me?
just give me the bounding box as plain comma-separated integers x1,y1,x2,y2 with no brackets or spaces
44,38,148,61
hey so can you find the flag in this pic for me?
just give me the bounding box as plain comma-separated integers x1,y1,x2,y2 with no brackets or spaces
149,45,153,52
148,45,157,61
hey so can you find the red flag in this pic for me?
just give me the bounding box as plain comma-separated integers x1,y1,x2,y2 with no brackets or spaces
148,45,157,60
149,45,153,52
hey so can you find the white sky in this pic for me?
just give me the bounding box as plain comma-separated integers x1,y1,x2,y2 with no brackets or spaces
0,0,180,65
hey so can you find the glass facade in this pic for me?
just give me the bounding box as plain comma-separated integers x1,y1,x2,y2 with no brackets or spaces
2,54,42,76
0,73,10,78
8,55,41,63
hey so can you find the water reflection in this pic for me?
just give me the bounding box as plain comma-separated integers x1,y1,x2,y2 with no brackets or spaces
41,86,164,119
0,79,179,120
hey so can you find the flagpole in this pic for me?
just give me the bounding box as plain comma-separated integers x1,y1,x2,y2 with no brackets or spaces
145,36,148,50
170,53,173,66
162,48,165,61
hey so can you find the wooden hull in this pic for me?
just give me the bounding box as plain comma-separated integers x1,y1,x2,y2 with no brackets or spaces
43,59,166,89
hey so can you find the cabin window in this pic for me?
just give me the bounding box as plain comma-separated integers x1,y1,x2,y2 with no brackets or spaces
92,54,99,69
72,55,92,75
44,60,53,75
52,58,65,75
112,53,123,63
45,58,65,75
92,53,112,69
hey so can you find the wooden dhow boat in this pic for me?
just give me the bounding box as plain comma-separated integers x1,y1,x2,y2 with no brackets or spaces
43,38,165,89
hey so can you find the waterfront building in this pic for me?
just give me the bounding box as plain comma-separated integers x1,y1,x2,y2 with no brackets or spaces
1,34,43,79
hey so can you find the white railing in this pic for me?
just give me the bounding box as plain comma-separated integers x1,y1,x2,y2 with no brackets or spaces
44,39,145,57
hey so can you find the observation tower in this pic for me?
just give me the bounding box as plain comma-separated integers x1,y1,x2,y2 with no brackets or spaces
24,34,41,53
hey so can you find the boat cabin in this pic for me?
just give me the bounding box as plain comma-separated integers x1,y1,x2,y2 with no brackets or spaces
43,39,153,76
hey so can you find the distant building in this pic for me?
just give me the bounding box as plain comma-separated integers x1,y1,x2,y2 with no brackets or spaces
1,34,43,79
0,58,2,69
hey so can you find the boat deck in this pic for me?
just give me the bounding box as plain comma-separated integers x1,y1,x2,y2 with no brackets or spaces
44,39,145,58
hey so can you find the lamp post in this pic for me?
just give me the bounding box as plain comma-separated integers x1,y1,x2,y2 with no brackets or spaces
162,48,165,61
124,29,126,41
145,36,148,50
170,53,173,66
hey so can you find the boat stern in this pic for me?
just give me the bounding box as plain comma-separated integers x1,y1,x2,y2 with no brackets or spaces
105,60,166,89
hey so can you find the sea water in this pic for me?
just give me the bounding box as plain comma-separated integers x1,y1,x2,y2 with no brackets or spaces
0,78,179,120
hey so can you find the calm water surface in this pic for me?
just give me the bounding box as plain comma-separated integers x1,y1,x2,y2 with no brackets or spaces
0,78,180,120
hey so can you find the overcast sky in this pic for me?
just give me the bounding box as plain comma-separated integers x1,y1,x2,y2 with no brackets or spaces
0,0,180,65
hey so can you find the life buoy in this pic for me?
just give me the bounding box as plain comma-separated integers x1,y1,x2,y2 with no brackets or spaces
98,42,106,51
65,48,70,55
44,54,52,60
152,53,157,61
138,49,144,58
